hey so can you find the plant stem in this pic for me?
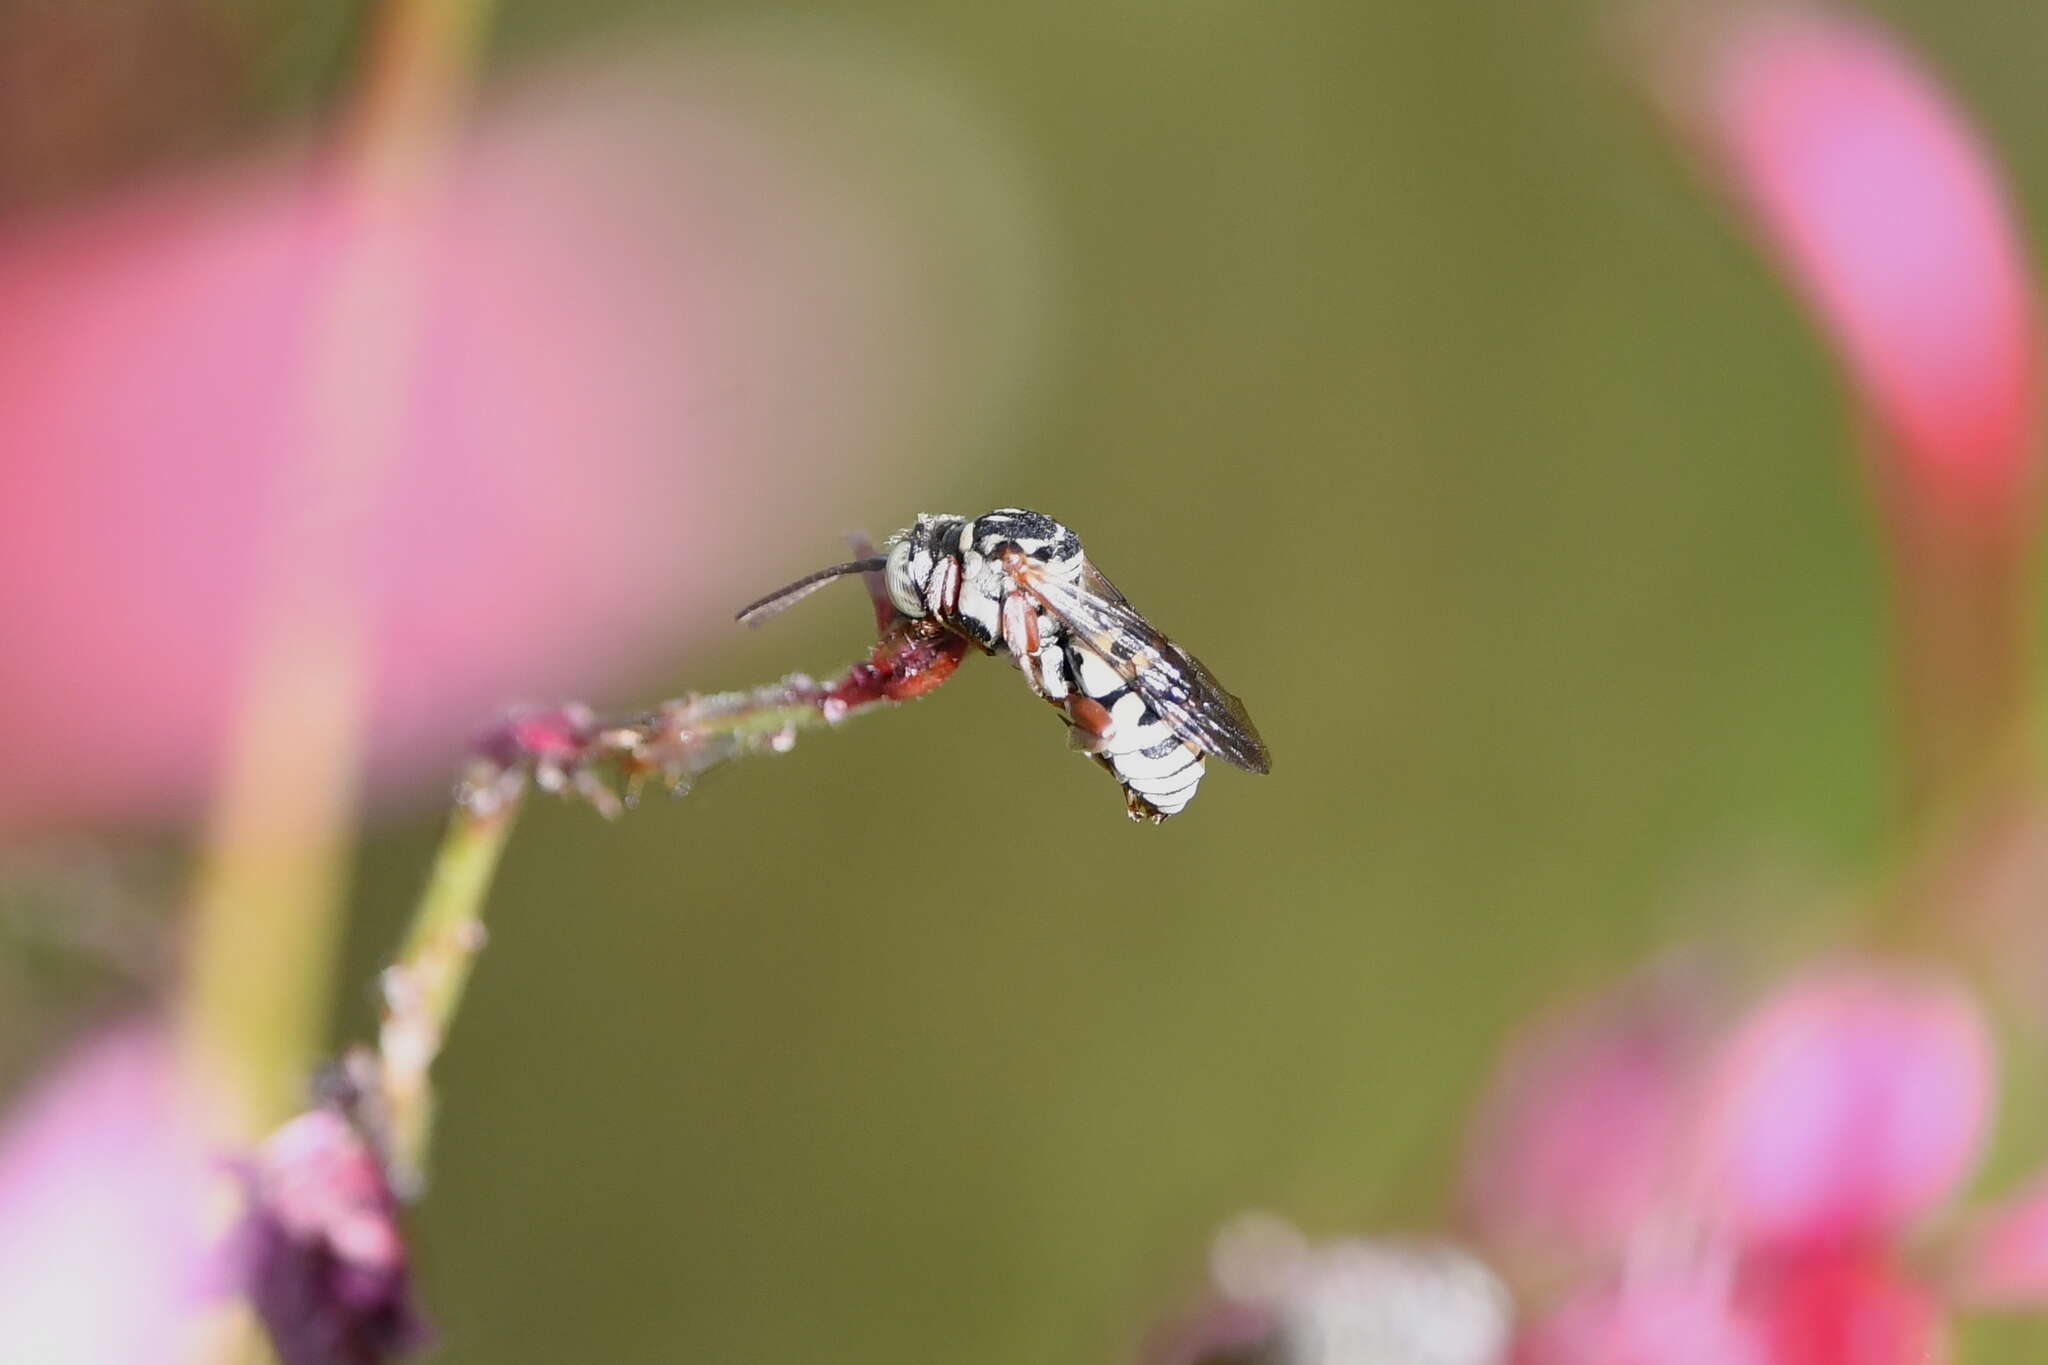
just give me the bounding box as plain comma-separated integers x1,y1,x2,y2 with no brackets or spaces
379,797,521,1194
180,0,497,1147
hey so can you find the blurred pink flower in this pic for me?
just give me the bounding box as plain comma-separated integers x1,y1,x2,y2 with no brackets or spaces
0,1028,428,1365
1742,1248,1947,1365
1673,3,2040,504
0,36,1043,828
1149,960,2047,1363
0,1023,206,1364
1460,964,1715,1273
1477,962,2045,1360
1513,1275,1770,1365
1652,2,2043,803
1696,967,1991,1250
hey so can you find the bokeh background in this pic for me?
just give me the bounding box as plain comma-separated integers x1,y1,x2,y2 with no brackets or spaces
5,1,2048,1361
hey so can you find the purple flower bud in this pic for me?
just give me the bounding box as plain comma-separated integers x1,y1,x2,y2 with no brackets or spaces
237,1108,428,1365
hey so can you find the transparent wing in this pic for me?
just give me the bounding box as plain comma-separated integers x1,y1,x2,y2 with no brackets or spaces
1020,560,1271,774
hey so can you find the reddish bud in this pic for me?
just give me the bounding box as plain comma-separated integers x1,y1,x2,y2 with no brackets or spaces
238,1108,427,1365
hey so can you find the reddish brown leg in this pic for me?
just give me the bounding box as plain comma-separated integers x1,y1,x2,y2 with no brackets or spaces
1002,592,1052,695
877,617,970,701
1062,693,1117,753
824,616,969,710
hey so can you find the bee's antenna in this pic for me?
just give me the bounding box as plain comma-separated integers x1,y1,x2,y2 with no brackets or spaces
735,557,889,626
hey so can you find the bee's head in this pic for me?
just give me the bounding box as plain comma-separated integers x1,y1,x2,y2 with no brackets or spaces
883,514,964,618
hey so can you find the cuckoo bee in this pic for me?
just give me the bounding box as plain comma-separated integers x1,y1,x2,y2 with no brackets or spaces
736,508,1270,821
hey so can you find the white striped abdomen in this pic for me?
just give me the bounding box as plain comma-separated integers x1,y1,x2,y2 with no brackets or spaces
1062,637,1206,819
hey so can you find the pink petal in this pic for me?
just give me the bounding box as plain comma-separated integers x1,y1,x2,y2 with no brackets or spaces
1679,5,2040,504
1513,1275,1769,1365
1950,1169,2048,1307
0,1023,210,1363
1696,965,1991,1248
1743,1248,1949,1365
1461,968,1713,1270
0,40,1042,827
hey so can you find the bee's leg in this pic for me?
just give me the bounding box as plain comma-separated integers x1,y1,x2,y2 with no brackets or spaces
1062,694,1117,754
871,617,970,702
1002,592,1049,697
1123,788,1167,823
883,658,963,700
1072,740,1160,820
931,555,962,619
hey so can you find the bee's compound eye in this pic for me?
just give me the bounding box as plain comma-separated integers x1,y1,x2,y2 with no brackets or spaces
885,540,925,618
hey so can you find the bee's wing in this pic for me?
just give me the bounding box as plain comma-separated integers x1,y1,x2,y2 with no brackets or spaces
1020,561,1271,774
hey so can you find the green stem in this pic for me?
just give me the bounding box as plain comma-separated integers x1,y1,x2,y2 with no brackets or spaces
378,798,521,1193
180,0,501,1152
190,4,502,1360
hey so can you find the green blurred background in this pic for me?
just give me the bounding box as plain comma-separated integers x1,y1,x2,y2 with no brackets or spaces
13,0,2048,1359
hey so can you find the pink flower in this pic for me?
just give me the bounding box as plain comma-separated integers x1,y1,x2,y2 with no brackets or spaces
1460,963,1716,1273
1472,961,2048,1360
0,38,1044,828
1651,2,2043,803
1696,968,1991,1251
0,1025,429,1364
1149,959,2048,1363
0,1024,207,1364
1742,1249,1947,1365
1668,3,2040,504
1513,1274,1770,1365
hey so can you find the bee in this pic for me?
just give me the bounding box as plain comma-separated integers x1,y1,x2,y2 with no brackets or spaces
737,508,1269,821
